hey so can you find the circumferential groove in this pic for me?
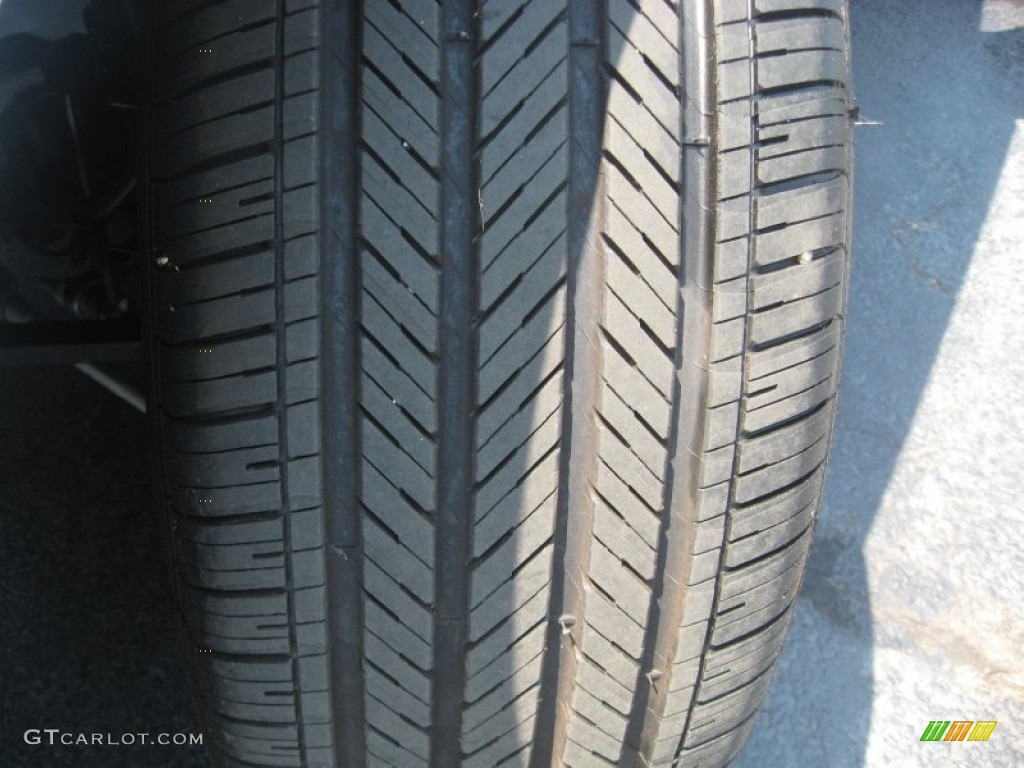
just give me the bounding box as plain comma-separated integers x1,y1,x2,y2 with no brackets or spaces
671,0,727,761
320,0,367,765
430,0,479,765
530,0,606,764
618,0,716,763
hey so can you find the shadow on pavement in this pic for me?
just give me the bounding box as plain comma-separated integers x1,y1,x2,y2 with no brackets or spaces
0,366,205,767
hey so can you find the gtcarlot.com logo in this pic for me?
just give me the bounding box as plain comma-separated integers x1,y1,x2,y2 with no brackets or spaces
24,729,203,747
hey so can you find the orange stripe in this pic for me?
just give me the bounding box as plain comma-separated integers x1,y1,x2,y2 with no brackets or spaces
944,721,972,741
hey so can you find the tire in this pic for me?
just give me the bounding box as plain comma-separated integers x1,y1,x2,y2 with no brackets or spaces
144,1,852,766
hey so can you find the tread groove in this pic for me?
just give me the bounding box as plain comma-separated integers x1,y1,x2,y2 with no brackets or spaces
430,2,479,765
530,0,605,764
321,1,368,764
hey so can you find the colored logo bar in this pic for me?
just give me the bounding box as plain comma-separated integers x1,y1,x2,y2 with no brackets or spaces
920,721,997,742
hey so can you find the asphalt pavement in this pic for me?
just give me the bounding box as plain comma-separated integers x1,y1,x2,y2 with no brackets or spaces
1,1,1021,767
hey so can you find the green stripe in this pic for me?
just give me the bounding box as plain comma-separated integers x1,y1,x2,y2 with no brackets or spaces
920,721,950,741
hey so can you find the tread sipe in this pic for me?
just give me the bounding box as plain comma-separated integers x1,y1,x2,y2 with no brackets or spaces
144,0,853,766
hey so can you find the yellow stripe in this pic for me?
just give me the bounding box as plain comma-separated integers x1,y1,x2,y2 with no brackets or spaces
975,721,997,742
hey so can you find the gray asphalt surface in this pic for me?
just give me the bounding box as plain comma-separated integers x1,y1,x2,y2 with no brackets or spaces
1,1,1021,767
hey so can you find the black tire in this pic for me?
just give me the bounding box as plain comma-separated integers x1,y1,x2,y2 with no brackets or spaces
144,1,852,766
